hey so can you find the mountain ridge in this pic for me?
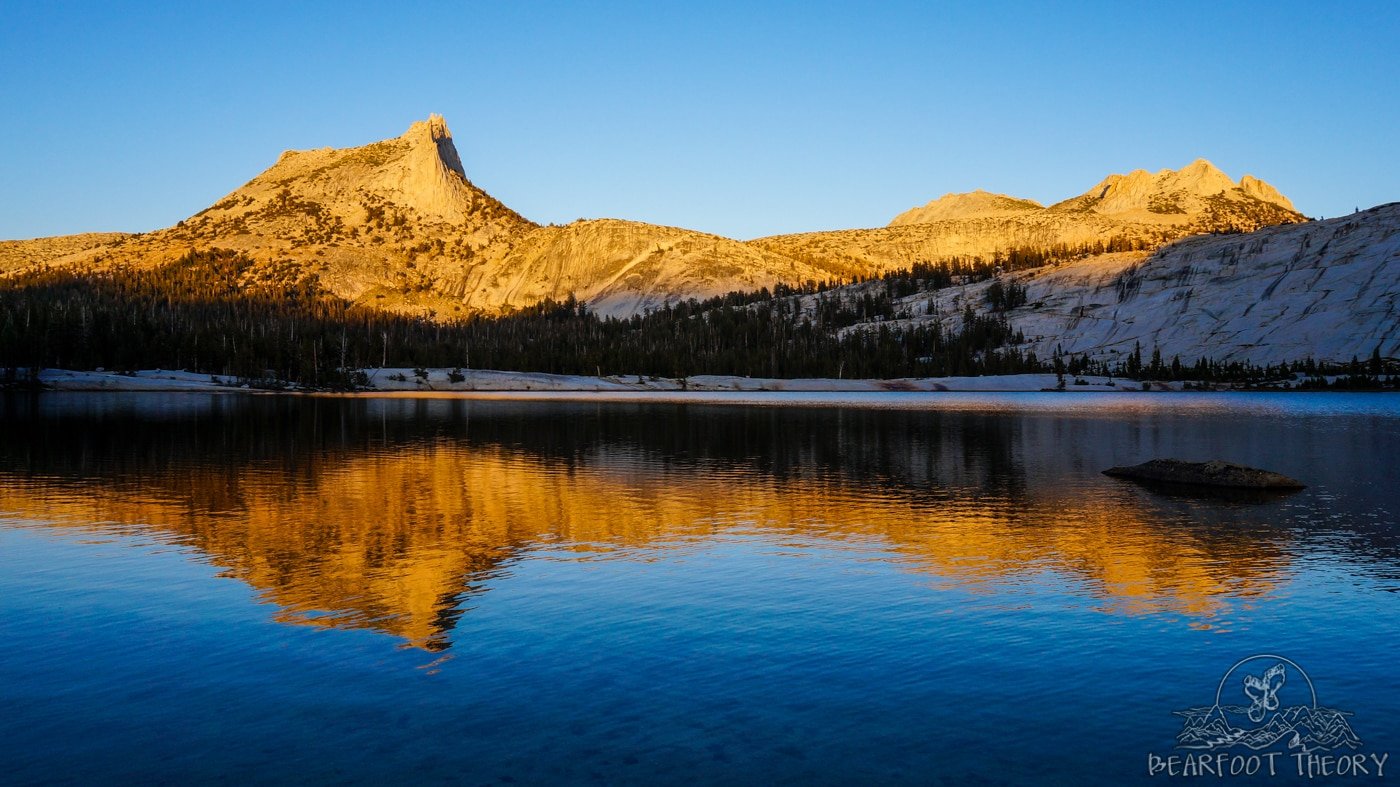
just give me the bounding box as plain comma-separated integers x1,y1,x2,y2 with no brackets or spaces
890,190,1044,225
8,114,1388,369
1046,158,1299,221
816,203,1400,366
889,159,1300,229
0,116,1326,326
2,116,849,318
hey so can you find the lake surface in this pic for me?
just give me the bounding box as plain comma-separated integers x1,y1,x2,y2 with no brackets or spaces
1,392,1398,784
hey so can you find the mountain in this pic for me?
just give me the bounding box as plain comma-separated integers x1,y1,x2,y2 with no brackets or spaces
0,232,131,272
892,160,1300,228
754,160,1307,278
1047,158,1301,228
890,190,1044,225
189,114,533,241
2,119,1315,324
750,211,1174,277
817,203,1400,366
0,116,836,319
0,122,1310,322
0,115,529,316
9,116,1390,373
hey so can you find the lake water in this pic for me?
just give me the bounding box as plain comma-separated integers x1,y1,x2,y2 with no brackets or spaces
1,392,1398,784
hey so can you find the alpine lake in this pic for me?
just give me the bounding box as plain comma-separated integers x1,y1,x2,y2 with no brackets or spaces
1,391,1397,784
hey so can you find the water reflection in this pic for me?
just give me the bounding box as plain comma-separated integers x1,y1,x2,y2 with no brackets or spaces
1,392,1396,650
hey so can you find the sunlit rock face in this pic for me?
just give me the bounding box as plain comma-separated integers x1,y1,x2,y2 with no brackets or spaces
456,218,837,317
1239,174,1295,211
4,122,1380,366
890,190,1045,226
0,232,131,272
0,116,536,317
889,159,1300,229
881,203,1400,365
1049,158,1299,224
0,116,836,320
756,159,1305,279
3,121,1310,325
750,212,1175,278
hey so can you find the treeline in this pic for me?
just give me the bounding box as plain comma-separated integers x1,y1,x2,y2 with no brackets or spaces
2,249,1394,390
0,250,1040,386
736,236,1160,307
1051,342,1399,389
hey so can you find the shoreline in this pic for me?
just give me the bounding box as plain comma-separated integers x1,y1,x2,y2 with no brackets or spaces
9,368,1391,397
16,368,1178,395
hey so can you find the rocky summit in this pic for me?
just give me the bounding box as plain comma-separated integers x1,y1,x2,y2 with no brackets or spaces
891,160,1300,229
1047,158,1300,228
750,160,1305,281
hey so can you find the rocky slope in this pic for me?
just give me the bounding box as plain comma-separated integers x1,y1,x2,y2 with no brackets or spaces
1,116,531,316
8,119,1387,371
754,159,1306,276
0,116,833,318
458,218,832,316
889,190,1044,225
0,232,131,273
750,212,1178,277
1047,159,1298,222
1,124,1312,321
837,204,1400,366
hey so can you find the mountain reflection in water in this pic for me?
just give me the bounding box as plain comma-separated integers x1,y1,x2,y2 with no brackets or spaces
4,392,1395,652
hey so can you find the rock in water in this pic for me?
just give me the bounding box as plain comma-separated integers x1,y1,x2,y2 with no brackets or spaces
1103,459,1305,489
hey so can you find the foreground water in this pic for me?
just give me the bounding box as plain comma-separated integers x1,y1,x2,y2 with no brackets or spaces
1,392,1397,784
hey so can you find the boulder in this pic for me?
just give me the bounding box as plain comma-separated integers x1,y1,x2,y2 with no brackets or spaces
1103,459,1305,489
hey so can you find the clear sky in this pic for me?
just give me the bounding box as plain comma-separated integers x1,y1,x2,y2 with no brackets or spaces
3,1,1397,240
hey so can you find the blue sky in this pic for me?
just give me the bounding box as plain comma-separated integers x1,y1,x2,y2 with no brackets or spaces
2,1,1397,240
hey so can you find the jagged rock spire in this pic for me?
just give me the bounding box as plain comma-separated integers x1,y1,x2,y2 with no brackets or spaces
402,113,466,179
